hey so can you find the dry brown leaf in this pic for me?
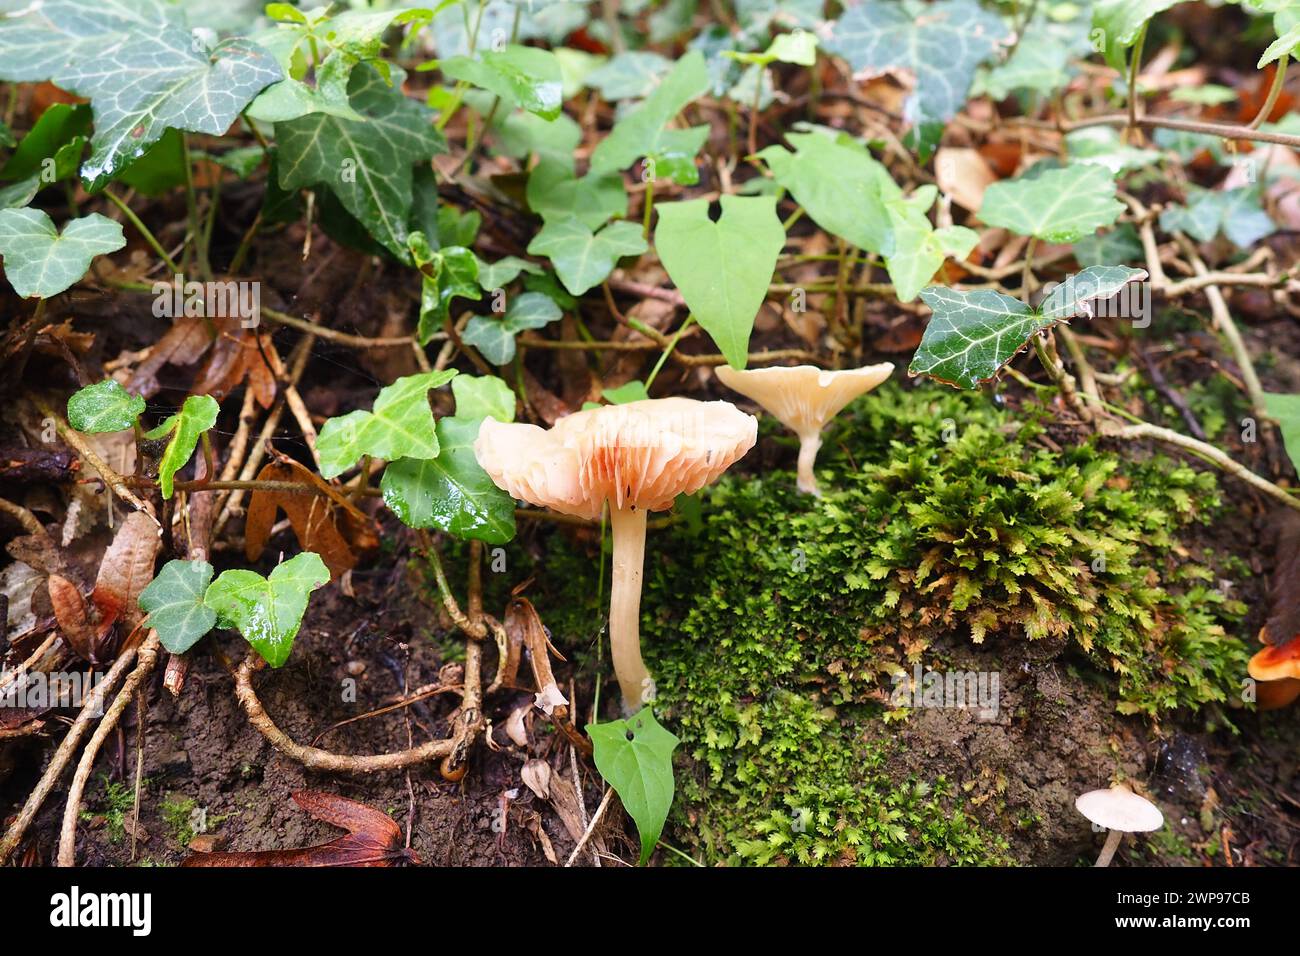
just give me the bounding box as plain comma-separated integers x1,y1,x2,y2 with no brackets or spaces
47,573,93,660
127,316,215,398
935,147,996,212
189,319,281,408
90,511,161,649
244,459,376,580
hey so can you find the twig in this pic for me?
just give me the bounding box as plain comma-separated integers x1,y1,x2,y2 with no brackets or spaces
33,397,157,521
566,787,615,867
57,634,161,866
0,642,143,865
261,306,430,348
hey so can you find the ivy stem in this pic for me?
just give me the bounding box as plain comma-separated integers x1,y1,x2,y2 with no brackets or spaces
1249,54,1289,130
1125,22,1149,141
644,315,694,390
102,190,180,274
642,174,655,239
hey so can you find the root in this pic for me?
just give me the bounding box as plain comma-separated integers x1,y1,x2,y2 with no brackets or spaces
58,634,161,866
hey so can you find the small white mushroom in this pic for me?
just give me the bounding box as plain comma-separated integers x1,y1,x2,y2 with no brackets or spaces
1075,785,1164,867
714,363,893,495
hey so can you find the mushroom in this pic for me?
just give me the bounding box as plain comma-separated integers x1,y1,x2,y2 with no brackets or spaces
1248,637,1300,709
1075,785,1164,867
713,363,893,495
474,397,757,711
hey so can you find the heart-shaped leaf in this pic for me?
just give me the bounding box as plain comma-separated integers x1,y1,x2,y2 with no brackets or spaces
590,50,709,183
758,132,895,255
277,64,446,263
144,394,220,498
1158,186,1274,249
381,417,517,544
138,559,217,654
978,164,1123,243
316,369,458,479
475,255,542,291
452,374,517,423
527,217,648,296
412,238,482,344
655,195,785,368
204,552,330,668
527,158,627,229
461,292,563,365
67,379,146,434
0,209,124,299
585,51,673,100
587,709,680,865
440,45,563,120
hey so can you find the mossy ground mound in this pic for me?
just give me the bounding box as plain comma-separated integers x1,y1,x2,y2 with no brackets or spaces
500,385,1252,865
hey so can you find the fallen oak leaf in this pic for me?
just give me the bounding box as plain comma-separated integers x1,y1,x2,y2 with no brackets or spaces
189,318,282,409
181,790,419,867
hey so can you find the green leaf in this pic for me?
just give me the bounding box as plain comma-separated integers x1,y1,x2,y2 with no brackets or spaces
380,417,517,543
603,380,651,404
911,287,1042,388
276,64,446,262
824,0,1010,144
67,379,146,433
587,709,680,865
441,45,563,120
1158,187,1274,248
138,559,216,654
315,369,458,479
758,132,895,255
585,51,673,100
452,374,517,423
1039,266,1148,320
1092,0,1185,70
1260,23,1300,67
883,190,978,302
144,394,220,499
0,102,90,182
412,239,482,344
0,209,124,299
1064,127,1160,174
527,158,627,229
246,49,364,124
1265,392,1300,474
911,267,1148,388
655,195,785,368
0,1,283,191
590,50,709,183
978,164,1123,243
461,291,563,364
727,28,818,67
475,255,542,291
527,217,648,295
973,18,1087,100
1073,223,1144,267
204,552,329,668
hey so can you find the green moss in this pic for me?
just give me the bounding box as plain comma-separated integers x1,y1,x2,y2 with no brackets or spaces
83,774,140,844
160,794,198,846
436,384,1251,864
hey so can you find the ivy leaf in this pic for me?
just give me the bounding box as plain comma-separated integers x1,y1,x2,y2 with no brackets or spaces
411,237,482,345
0,102,90,182
655,195,785,369
276,64,446,263
0,208,124,299
204,552,330,668
0,1,282,191
910,288,1042,388
462,292,563,365
885,201,979,303
1158,187,1275,248
138,559,217,654
585,51,673,100
67,379,146,434
758,131,895,255
974,17,1089,100
440,45,563,120
315,369,458,479
590,50,709,183
1092,0,1185,71
475,255,542,291
527,217,648,296
381,417,517,544
1073,223,1144,267
727,29,818,67
1039,266,1148,320
587,709,680,865
452,374,516,423
527,158,627,229
1260,22,1300,68
603,380,651,404
1265,392,1300,474
824,0,1010,153
144,394,220,499
911,267,1148,388
978,164,1123,244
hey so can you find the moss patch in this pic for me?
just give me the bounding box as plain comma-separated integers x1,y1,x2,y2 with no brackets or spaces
471,385,1250,864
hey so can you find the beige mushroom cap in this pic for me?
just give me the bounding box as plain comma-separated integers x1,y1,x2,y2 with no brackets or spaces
474,397,757,520
714,363,894,438
1075,786,1164,833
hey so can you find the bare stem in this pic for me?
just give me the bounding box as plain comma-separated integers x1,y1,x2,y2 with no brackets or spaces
608,505,651,712
796,431,822,496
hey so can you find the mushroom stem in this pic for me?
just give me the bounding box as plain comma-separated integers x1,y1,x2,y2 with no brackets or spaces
608,504,653,712
796,431,823,496
1094,829,1123,867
